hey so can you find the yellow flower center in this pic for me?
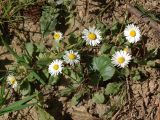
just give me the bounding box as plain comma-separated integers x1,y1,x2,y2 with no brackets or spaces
130,30,136,37
53,33,60,40
117,57,125,64
10,78,16,85
88,33,97,40
68,53,76,60
53,64,59,70
123,47,128,52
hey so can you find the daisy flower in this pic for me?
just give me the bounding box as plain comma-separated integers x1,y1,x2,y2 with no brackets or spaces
63,50,80,66
53,31,63,41
123,46,129,52
48,59,63,76
111,50,132,68
7,75,18,89
124,24,141,43
82,26,102,46
123,46,131,53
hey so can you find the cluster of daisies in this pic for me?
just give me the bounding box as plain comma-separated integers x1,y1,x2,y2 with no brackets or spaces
49,23,141,76
6,23,141,89
49,27,103,76
48,50,80,76
48,27,102,76
112,23,141,68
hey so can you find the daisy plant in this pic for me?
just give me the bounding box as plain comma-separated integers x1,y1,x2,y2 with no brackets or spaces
82,26,102,46
111,50,132,68
7,75,18,89
48,59,64,76
53,31,63,42
124,24,141,43
63,50,80,66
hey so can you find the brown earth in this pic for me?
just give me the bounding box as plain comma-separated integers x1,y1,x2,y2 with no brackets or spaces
0,0,160,120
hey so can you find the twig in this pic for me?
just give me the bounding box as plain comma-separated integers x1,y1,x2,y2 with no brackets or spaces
111,107,122,120
98,0,114,18
85,0,90,24
126,4,160,33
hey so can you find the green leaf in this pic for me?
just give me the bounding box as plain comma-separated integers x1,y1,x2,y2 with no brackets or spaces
105,82,122,95
0,94,36,116
0,98,5,106
70,71,83,83
35,43,45,53
40,6,58,36
20,81,31,96
17,55,30,64
100,65,115,81
93,55,109,71
55,0,63,5
92,92,105,104
19,0,35,3
118,34,125,45
0,77,4,82
132,70,141,81
25,42,34,56
96,20,109,34
66,12,75,27
64,68,83,83
147,60,156,67
90,71,101,85
68,33,77,45
100,44,111,54
37,106,55,120
0,83,5,98
92,55,115,81
132,75,141,81
36,53,52,68
59,87,74,97
0,83,7,106
32,71,46,85
110,46,117,55
27,72,35,82
48,76,59,85
43,69,50,79
0,103,35,116
71,93,83,106
110,21,121,35
123,68,130,77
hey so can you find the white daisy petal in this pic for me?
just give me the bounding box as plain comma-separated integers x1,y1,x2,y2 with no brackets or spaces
111,50,132,68
53,31,63,41
82,27,102,46
124,24,141,43
7,75,18,89
63,50,80,66
48,59,63,76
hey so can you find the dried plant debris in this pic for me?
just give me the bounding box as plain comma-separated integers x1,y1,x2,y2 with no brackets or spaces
0,0,159,120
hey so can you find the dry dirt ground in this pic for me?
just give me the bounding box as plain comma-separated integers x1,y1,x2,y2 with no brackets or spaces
0,0,160,120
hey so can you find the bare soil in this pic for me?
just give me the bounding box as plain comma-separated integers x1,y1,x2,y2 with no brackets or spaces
0,0,160,120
